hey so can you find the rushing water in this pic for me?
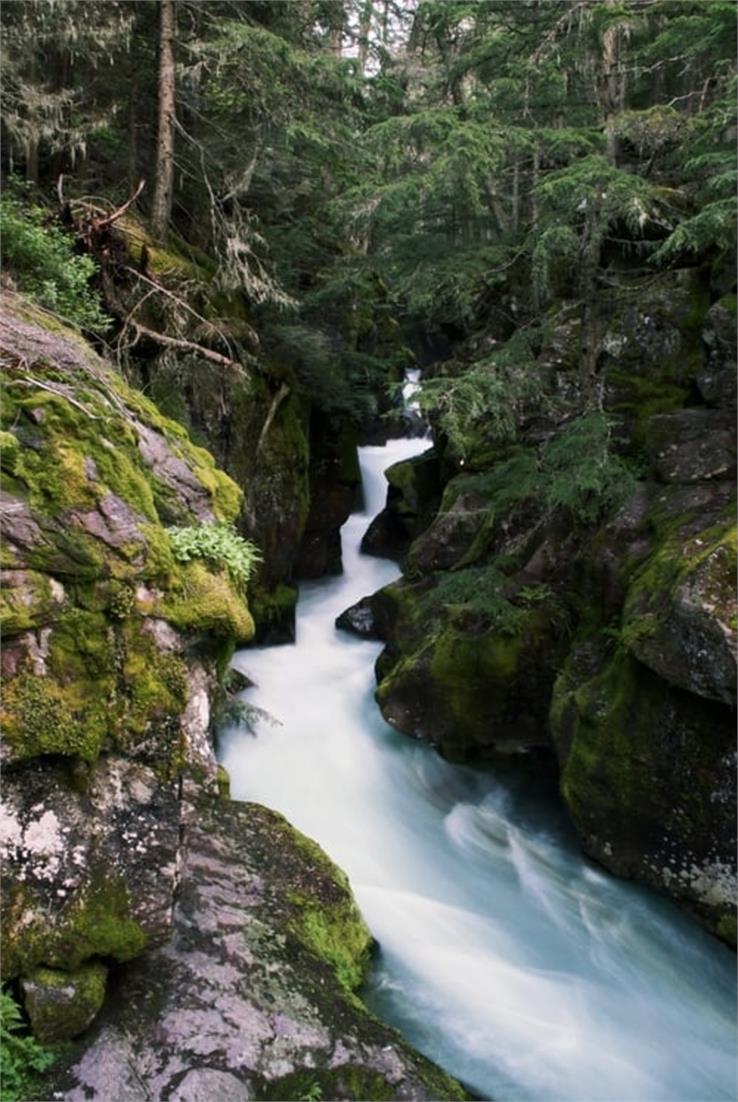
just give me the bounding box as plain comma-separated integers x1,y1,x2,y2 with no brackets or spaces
220,438,737,1102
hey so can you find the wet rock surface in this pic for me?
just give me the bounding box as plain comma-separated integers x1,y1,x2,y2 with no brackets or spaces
335,596,381,639
54,800,468,1102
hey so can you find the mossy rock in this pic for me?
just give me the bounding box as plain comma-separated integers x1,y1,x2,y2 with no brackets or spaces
550,640,736,942
620,487,736,706
21,962,108,1043
376,603,562,759
157,560,254,642
51,799,469,1101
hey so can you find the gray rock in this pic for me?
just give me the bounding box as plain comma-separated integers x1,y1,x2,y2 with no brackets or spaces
136,423,217,523
54,801,467,1102
0,757,180,977
698,297,737,409
71,492,145,552
644,409,735,483
335,597,380,639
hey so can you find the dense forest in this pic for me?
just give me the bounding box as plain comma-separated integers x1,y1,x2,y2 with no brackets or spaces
0,2,736,1101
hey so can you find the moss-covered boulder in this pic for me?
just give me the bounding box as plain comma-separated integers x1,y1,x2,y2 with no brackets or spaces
361,449,441,561
1,756,179,979
20,962,108,1043
370,572,567,760
550,643,736,941
0,290,255,1030
620,485,736,706
52,800,469,1102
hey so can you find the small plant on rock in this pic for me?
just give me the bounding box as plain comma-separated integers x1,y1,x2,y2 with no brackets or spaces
166,522,262,588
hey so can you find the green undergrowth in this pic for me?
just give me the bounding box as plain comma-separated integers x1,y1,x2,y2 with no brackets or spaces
0,988,55,1102
455,413,638,527
0,195,110,333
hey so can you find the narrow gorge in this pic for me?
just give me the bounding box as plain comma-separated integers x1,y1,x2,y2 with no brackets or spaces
0,3,736,1101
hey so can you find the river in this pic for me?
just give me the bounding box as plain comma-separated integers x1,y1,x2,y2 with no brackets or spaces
219,437,737,1102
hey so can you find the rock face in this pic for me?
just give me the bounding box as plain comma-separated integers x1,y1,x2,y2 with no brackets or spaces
296,414,361,578
0,292,254,1039
361,449,441,561
54,800,467,1102
360,273,737,943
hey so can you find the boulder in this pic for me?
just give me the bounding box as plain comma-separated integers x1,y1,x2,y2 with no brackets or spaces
698,294,737,409
615,484,736,702
335,596,381,639
0,292,254,1037
550,643,736,942
53,800,468,1102
0,757,180,979
21,962,108,1043
361,450,441,561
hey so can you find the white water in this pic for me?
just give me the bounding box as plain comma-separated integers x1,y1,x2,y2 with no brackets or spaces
220,438,736,1102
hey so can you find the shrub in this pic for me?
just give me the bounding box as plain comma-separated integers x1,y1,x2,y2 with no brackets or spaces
166,522,262,587
0,194,110,332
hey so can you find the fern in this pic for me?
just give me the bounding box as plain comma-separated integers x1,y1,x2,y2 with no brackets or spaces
166,524,262,587
0,989,55,1102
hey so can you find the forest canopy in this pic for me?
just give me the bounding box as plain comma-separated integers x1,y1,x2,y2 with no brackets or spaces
1,0,735,431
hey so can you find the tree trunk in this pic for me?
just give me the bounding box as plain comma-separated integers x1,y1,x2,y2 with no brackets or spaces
577,192,606,406
511,158,520,232
151,0,176,243
26,137,39,186
357,0,373,74
127,66,139,192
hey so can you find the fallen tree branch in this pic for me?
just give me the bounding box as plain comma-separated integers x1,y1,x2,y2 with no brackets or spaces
130,321,242,371
96,178,146,229
122,266,243,356
4,377,101,419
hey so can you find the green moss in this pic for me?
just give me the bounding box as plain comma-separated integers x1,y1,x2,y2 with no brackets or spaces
260,820,373,996
1,674,106,762
261,1066,409,1102
717,292,737,318
0,428,20,472
187,444,244,522
158,560,254,641
608,370,689,451
623,506,737,632
22,962,108,1043
249,582,297,637
216,763,231,800
286,836,372,995
0,570,61,635
3,877,148,978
